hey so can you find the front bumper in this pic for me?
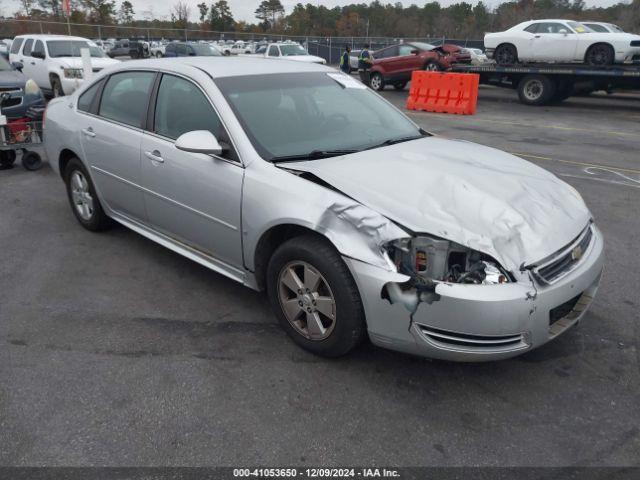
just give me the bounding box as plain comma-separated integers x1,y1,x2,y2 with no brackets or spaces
344,225,604,362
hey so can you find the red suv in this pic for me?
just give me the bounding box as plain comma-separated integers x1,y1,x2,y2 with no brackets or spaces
368,42,472,91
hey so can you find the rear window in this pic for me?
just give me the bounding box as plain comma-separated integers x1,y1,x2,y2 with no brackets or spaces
99,71,155,128
10,38,23,55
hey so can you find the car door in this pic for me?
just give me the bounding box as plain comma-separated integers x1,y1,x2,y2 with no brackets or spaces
374,46,398,76
268,45,280,58
78,70,156,222
139,73,244,270
19,38,35,79
531,22,579,62
29,40,49,88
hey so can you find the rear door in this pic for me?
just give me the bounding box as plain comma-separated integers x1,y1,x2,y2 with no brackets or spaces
374,46,399,77
78,70,156,222
19,38,35,79
139,73,244,271
29,40,49,88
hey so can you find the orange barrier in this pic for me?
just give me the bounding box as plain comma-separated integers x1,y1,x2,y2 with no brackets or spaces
406,71,479,115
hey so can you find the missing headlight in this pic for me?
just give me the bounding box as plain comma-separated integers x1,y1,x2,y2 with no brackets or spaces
386,236,510,285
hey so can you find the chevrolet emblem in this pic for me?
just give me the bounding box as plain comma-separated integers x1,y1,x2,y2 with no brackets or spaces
571,245,583,261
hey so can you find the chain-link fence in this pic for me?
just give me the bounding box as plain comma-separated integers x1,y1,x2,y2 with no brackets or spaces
0,18,484,64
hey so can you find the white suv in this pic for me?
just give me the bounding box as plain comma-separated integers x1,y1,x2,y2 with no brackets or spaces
9,34,119,97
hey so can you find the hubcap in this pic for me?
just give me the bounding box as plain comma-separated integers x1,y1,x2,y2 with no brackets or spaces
70,171,94,221
370,75,382,89
523,79,544,101
277,261,336,341
426,63,438,71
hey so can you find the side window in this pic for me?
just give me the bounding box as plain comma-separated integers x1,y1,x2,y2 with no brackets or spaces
524,23,539,34
32,40,45,57
78,79,104,113
268,45,279,57
176,44,187,56
10,38,24,55
166,44,175,54
537,23,565,34
154,75,222,141
399,45,414,56
22,39,34,56
99,71,155,128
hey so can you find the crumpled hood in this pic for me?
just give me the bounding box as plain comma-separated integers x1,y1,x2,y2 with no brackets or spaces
57,57,120,69
285,137,591,272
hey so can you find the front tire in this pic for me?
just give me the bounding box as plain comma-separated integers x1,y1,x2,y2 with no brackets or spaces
266,235,366,357
51,76,64,97
64,157,112,231
156,51,163,58
393,81,408,90
585,44,614,66
369,72,385,91
494,44,518,65
424,60,441,71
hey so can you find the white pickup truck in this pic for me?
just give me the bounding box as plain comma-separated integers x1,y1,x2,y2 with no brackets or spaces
247,43,326,64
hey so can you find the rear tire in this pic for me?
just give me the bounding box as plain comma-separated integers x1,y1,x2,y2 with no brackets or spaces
585,43,614,66
517,74,556,106
369,72,385,91
155,51,163,58
494,44,518,65
393,81,408,90
64,157,113,232
266,235,366,357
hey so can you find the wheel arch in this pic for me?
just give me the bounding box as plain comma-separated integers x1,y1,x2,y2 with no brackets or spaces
253,223,334,291
584,42,614,62
58,148,81,178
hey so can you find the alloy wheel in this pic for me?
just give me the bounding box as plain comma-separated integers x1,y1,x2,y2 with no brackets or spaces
70,171,94,221
277,261,336,341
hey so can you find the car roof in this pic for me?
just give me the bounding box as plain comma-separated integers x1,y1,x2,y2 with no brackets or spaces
14,34,91,42
115,57,331,78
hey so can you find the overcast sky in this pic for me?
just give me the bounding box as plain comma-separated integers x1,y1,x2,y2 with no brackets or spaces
4,0,626,23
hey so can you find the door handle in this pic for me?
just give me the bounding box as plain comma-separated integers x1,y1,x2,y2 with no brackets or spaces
30,61,36,65
82,127,96,138
534,35,541,38
144,150,164,163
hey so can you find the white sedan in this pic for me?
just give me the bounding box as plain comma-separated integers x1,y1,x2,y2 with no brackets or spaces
485,19,640,65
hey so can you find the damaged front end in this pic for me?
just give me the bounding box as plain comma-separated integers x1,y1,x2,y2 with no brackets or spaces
381,235,512,317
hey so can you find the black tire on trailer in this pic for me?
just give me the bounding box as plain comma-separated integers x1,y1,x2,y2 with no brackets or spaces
22,151,43,171
585,43,614,66
0,150,16,170
494,44,518,65
517,74,556,106
551,81,573,103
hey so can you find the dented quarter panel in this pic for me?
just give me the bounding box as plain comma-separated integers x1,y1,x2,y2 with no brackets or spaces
283,136,592,271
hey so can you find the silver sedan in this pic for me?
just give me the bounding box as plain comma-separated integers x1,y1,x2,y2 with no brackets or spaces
43,58,604,361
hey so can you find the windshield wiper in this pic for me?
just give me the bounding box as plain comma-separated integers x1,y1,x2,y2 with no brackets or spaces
364,133,426,151
271,149,358,163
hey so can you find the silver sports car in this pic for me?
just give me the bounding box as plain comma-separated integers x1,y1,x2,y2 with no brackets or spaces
43,58,604,361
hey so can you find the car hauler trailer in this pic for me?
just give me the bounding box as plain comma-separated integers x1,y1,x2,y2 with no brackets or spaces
451,63,640,106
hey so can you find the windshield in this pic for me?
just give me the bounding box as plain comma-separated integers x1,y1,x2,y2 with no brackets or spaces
608,23,624,33
567,21,590,33
215,72,424,161
47,40,106,58
0,56,11,71
410,42,436,51
280,44,308,56
192,44,221,56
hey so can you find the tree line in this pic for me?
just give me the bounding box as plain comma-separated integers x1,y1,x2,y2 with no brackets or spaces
8,0,640,39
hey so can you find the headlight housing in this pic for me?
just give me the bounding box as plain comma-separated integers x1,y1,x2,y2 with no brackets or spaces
386,235,510,285
63,68,84,79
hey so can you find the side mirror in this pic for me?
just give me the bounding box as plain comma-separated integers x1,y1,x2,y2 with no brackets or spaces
559,29,568,35
11,61,23,72
411,49,419,55
175,130,226,156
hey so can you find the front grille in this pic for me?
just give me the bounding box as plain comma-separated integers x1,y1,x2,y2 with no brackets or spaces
418,325,527,352
1,96,22,108
534,226,593,284
548,291,593,337
550,294,582,325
